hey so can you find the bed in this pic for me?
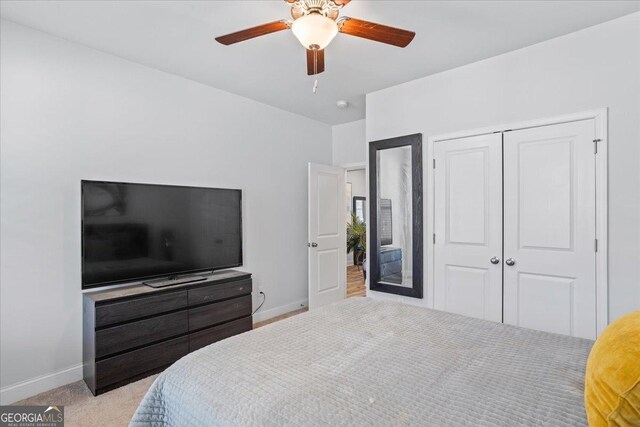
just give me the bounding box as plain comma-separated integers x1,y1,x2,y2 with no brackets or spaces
130,298,593,426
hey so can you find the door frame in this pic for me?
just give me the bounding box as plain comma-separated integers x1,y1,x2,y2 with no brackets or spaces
344,164,368,216
341,162,367,287
426,108,608,335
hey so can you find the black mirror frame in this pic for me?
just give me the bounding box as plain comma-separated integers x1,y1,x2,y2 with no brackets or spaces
368,133,423,298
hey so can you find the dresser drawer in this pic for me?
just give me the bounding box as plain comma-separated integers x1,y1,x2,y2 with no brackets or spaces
189,295,252,331
95,290,187,327
189,316,252,352
95,310,188,359
95,336,188,388
188,279,252,306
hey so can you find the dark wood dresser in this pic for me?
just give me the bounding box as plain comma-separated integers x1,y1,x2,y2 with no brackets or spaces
82,270,252,395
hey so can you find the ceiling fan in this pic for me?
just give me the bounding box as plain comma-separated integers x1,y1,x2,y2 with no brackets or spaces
215,0,416,76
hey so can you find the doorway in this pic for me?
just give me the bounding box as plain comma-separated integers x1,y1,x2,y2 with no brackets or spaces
307,162,366,310
346,167,367,298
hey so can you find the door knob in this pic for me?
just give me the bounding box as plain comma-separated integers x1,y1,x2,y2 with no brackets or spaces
490,257,500,264
505,258,516,266
308,242,318,248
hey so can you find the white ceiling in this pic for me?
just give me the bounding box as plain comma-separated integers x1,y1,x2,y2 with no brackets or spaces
2,1,639,125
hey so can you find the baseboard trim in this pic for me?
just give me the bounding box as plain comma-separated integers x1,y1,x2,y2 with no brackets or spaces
252,298,308,324
0,363,83,405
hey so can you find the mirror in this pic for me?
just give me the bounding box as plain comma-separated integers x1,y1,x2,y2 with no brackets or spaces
352,196,366,223
369,134,423,298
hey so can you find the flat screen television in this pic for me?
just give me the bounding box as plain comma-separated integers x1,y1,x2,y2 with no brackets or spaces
81,180,242,289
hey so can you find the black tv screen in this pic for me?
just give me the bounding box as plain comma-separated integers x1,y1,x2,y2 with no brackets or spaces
81,180,242,289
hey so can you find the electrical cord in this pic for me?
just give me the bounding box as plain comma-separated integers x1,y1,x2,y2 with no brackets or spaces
252,291,265,315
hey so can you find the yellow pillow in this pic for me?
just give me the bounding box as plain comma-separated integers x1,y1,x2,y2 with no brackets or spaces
585,310,640,426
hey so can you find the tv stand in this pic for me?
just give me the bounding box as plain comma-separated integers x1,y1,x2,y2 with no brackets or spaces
83,269,252,395
144,274,207,288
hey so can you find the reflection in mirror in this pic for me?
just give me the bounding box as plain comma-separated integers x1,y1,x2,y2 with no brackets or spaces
377,146,413,288
369,133,422,299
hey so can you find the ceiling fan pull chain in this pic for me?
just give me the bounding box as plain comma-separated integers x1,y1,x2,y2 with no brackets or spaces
312,48,319,94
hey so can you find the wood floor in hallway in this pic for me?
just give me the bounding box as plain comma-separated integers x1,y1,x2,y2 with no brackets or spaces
346,264,366,298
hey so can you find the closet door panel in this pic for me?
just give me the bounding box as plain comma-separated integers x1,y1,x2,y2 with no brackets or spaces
503,120,596,339
434,134,503,322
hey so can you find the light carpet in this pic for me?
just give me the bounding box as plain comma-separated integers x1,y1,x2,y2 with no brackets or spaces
13,374,159,427
11,308,311,427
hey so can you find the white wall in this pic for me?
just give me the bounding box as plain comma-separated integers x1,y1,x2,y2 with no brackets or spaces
332,119,366,167
0,20,332,403
366,13,640,323
346,169,366,199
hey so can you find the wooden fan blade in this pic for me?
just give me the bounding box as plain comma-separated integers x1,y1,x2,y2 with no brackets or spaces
339,17,415,48
333,0,352,5
306,49,325,75
216,20,289,45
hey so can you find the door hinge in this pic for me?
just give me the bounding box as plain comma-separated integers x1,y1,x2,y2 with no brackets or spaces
593,139,601,154
433,233,436,244
594,239,598,252
433,159,436,169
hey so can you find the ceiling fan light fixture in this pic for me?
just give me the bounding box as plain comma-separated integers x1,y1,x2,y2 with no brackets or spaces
291,13,338,50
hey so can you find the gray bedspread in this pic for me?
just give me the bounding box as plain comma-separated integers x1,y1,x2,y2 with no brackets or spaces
130,298,593,426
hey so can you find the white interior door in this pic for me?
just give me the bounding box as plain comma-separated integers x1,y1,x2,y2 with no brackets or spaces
308,163,346,309
434,134,503,322
503,120,597,339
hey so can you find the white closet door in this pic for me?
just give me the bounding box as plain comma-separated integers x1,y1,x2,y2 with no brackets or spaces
503,120,596,339
434,134,503,322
